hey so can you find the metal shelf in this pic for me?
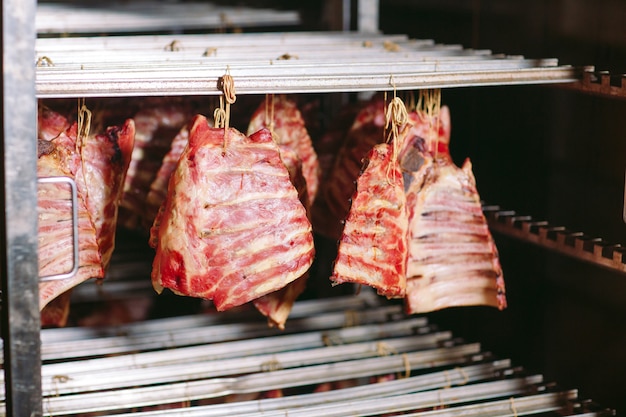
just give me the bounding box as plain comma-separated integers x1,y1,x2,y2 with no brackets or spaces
36,1,301,35
35,31,582,98
0,299,595,416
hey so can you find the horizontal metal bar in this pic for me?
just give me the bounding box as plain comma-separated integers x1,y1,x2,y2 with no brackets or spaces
39,292,385,344
36,58,561,79
36,67,579,98
32,344,482,415
484,205,626,275
37,176,79,282
36,318,431,377
35,32,413,50
36,305,405,361
228,376,546,417
36,2,301,34
37,333,452,397
400,390,579,417
33,32,579,97
114,360,512,417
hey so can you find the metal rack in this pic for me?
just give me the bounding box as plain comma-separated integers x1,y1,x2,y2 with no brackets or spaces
4,1,619,416
35,31,580,98
36,1,301,35
0,295,607,416
484,205,626,276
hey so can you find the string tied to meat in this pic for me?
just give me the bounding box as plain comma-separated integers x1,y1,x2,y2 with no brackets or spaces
77,98,92,204
77,98,92,149
264,93,279,143
384,78,410,184
215,69,237,151
416,88,442,156
214,70,236,128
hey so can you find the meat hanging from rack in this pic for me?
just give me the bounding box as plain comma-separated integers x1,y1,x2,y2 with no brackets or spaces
403,105,506,313
144,124,190,226
312,95,387,240
330,141,409,298
149,114,315,311
329,96,506,313
37,105,135,326
247,94,321,205
251,145,311,328
118,99,196,233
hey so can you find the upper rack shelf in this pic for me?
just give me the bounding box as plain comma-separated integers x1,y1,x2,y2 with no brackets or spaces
36,1,301,35
35,31,582,98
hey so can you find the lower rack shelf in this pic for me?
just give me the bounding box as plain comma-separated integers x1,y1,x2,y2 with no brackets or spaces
0,294,614,416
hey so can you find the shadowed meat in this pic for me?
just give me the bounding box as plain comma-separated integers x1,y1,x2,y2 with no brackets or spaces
150,115,314,311
320,96,386,240
247,95,320,205
145,125,189,226
310,100,366,239
119,100,193,232
37,106,135,317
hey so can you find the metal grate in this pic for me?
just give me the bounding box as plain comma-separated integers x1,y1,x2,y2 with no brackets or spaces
0,294,611,416
36,1,301,35
34,31,583,98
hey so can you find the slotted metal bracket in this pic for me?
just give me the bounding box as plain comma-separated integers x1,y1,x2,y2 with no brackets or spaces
564,68,626,100
484,205,626,275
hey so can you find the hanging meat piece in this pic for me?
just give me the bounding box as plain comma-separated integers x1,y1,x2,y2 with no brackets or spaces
247,95,320,205
80,120,136,269
310,100,366,239
329,102,443,298
37,107,135,317
319,96,386,240
403,106,507,313
119,100,193,232
150,115,314,311
253,274,308,329
330,142,408,298
252,146,310,328
145,125,189,226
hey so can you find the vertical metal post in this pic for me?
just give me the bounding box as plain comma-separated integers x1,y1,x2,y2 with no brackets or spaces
357,0,379,33
1,0,43,415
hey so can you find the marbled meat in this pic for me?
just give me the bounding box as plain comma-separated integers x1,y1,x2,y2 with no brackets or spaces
150,115,314,311
331,142,408,298
37,106,135,313
403,106,506,313
319,96,386,240
252,146,310,328
247,95,320,205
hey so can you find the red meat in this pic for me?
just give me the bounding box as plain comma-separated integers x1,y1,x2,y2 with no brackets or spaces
331,142,408,298
247,95,320,205
37,106,134,316
150,115,314,311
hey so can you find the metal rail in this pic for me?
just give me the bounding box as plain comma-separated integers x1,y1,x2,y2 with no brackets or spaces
0,302,598,416
484,205,626,275
34,32,581,97
36,1,301,35
563,68,626,100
